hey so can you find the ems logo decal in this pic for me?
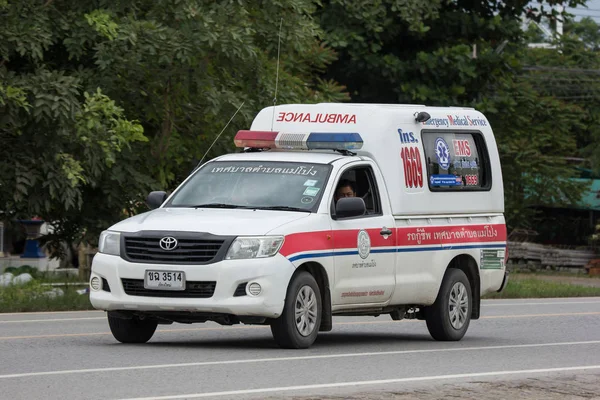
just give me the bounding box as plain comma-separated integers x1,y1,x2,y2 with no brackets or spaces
434,137,451,170
357,229,371,259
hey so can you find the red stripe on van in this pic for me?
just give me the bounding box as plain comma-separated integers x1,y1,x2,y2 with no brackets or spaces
279,224,506,257
279,231,332,257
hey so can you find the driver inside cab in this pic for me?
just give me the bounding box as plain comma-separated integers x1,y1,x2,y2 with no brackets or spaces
334,179,356,203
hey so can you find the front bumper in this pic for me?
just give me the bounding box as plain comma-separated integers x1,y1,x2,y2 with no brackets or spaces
89,253,295,318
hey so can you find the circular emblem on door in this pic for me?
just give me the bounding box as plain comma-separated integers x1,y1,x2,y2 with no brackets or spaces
159,236,178,251
357,230,371,259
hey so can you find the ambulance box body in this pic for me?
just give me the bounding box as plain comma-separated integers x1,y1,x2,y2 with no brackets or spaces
90,103,508,349
257,103,503,217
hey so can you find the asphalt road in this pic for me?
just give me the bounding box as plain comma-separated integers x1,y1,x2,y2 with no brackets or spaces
1,298,599,400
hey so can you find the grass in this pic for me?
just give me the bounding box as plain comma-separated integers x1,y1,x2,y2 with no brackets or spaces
0,281,94,313
483,275,600,299
507,267,600,279
1,265,93,312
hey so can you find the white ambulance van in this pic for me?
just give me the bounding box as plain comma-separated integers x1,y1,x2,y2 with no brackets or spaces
89,103,508,349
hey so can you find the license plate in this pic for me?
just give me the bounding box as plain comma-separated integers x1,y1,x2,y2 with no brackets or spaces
144,270,185,291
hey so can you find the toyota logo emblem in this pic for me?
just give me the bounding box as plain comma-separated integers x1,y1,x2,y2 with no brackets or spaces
159,236,178,251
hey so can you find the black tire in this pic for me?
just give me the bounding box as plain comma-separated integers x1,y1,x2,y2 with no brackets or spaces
107,312,158,344
270,271,322,349
425,268,472,341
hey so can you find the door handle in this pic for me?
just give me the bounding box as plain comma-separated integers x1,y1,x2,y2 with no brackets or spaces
380,227,393,236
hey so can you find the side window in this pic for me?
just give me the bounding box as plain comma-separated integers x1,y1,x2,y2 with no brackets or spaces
331,166,382,218
422,131,491,191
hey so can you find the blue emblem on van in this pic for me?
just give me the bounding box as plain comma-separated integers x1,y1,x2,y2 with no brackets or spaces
435,137,451,170
398,129,418,144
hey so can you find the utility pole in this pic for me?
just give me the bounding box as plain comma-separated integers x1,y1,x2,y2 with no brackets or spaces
556,4,564,37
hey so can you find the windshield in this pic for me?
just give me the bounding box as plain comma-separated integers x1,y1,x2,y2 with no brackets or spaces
165,161,332,211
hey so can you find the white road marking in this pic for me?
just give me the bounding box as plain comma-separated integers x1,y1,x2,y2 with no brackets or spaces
0,317,105,324
482,300,600,306
1,340,599,379
0,310,103,316
118,365,600,400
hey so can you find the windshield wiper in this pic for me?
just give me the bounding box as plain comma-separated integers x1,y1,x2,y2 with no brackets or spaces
192,203,244,209
255,206,311,213
191,204,310,212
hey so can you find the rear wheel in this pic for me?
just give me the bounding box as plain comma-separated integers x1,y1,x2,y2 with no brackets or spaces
425,268,472,341
107,312,157,343
270,271,321,349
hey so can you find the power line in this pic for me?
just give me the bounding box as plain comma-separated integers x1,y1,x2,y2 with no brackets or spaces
566,7,600,13
523,66,600,73
566,12,600,18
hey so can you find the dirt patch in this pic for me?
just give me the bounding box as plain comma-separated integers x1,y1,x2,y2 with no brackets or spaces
281,373,600,399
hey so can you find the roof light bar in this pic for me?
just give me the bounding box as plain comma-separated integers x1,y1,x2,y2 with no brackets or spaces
234,130,278,149
234,130,363,151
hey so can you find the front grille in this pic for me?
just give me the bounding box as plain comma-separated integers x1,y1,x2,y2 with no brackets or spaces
121,279,216,298
101,278,111,292
123,237,224,264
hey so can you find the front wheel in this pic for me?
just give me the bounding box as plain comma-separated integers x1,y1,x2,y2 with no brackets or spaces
270,271,322,349
107,312,158,344
425,268,472,341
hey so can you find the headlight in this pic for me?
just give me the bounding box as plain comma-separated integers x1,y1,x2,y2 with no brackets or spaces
225,236,284,260
98,231,121,256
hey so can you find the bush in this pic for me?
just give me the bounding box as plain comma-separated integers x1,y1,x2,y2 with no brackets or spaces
0,280,93,313
4,265,40,278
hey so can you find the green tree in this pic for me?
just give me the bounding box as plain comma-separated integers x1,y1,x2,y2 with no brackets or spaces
0,0,347,257
565,16,600,50
523,16,600,169
524,22,550,44
317,0,588,230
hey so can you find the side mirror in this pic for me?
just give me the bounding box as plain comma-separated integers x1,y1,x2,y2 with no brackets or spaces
335,197,366,219
146,191,167,210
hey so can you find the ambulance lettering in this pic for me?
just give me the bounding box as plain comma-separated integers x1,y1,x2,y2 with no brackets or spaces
401,225,504,246
452,139,471,157
447,115,469,126
276,112,357,124
422,118,450,127
447,115,488,127
406,228,432,245
398,129,423,189
422,115,488,127
400,147,423,188
465,175,478,186
341,290,385,298
351,260,377,269
398,129,418,144
467,116,488,126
